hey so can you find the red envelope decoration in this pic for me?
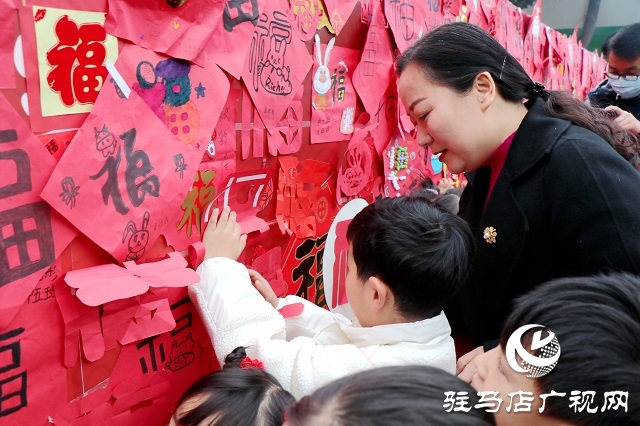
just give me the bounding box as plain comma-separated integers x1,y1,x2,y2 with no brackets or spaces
241,0,313,131
65,252,200,306
41,79,200,262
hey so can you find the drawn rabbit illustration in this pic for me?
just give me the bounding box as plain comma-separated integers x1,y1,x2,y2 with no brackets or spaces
122,211,150,261
312,34,335,110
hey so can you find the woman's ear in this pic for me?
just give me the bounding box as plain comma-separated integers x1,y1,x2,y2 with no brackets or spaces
474,71,496,111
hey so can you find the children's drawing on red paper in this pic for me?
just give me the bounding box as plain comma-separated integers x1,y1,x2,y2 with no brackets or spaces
242,0,312,131
41,85,199,263
311,40,359,143
118,43,230,152
33,6,118,117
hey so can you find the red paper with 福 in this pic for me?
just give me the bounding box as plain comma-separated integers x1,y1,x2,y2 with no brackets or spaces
0,93,77,330
40,84,200,263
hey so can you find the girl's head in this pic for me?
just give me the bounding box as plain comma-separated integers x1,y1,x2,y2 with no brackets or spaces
284,365,495,426
170,347,296,426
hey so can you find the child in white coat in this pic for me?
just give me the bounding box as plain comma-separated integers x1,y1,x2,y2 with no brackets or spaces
190,196,475,398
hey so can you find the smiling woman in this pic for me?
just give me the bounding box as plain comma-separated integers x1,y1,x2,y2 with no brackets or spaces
395,22,640,375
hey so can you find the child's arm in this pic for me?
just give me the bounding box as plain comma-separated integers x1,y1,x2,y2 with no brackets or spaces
191,208,454,398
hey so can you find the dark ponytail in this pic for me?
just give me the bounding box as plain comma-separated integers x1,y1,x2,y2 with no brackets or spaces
173,347,295,426
396,22,640,170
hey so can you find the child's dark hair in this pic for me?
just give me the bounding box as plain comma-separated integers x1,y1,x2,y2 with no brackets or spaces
395,22,640,169
173,347,296,426
285,365,496,426
346,196,475,319
500,273,640,425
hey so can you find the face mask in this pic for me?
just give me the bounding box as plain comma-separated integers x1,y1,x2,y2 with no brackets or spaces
609,77,640,99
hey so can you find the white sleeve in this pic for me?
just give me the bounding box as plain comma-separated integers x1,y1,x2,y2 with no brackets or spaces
189,258,378,398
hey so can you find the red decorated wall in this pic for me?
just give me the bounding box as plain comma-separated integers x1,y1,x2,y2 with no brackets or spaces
0,0,605,424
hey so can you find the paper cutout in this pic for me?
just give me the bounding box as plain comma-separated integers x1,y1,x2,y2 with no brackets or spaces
322,0,357,35
32,6,118,117
276,157,335,238
0,93,77,330
0,0,16,89
241,0,313,131
240,84,266,160
118,42,230,152
337,137,373,202
65,252,199,306
41,81,200,262
352,2,394,120
278,301,304,318
384,0,429,53
74,291,215,424
322,198,367,320
202,169,276,235
310,43,359,143
267,84,304,156
105,0,221,64
56,282,104,367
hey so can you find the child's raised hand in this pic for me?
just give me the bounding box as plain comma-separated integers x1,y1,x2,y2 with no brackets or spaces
247,269,278,308
203,206,247,261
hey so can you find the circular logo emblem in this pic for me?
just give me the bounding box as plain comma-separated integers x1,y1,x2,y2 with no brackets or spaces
505,324,561,378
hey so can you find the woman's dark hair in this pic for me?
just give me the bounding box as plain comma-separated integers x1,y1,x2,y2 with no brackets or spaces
395,22,640,169
173,347,296,426
285,365,495,426
500,273,640,426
